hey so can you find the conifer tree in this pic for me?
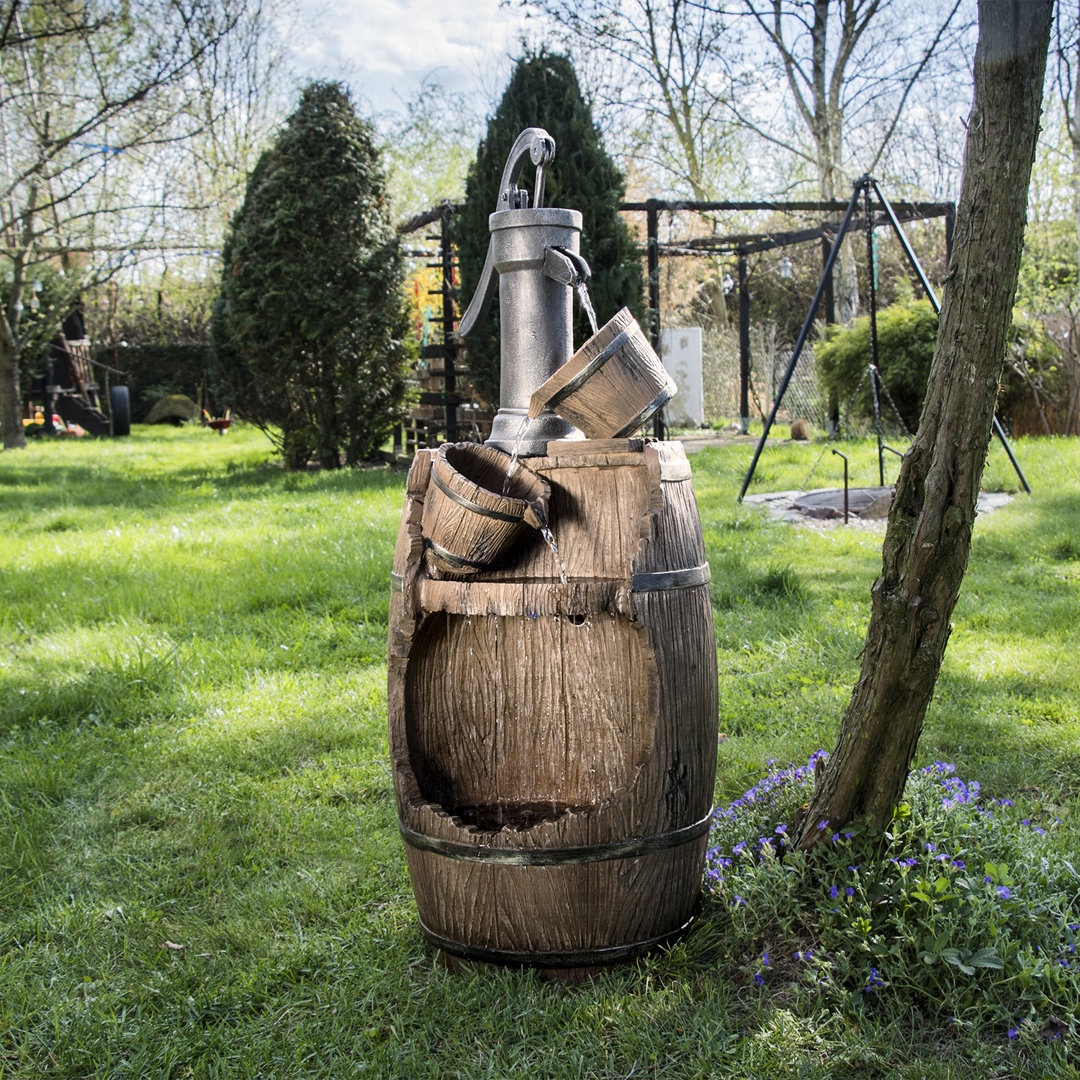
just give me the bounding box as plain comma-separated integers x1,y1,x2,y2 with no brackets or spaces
455,52,645,406
212,82,412,468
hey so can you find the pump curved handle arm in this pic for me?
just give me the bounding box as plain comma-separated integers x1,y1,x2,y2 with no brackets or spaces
456,128,556,341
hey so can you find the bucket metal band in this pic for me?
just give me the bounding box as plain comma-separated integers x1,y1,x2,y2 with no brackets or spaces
613,381,677,438
426,539,487,572
417,913,695,970
398,810,711,866
390,572,404,593
631,563,711,593
431,466,524,524
544,328,634,409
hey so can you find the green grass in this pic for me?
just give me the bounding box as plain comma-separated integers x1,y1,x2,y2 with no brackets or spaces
1,424,1078,1078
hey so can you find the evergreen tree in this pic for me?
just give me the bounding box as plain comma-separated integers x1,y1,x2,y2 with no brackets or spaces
212,82,412,469
455,52,645,406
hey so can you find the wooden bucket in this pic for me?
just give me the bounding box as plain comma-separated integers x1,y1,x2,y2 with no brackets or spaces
528,308,677,438
420,443,550,579
388,438,718,970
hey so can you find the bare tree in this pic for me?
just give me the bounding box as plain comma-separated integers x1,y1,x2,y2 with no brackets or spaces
515,0,745,200
735,0,969,321
1053,0,1080,277
0,0,285,449
795,0,1053,845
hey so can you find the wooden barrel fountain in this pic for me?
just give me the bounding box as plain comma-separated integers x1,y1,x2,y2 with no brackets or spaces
387,437,718,970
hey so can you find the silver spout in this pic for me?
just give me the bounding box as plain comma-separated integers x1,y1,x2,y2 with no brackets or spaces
543,247,591,288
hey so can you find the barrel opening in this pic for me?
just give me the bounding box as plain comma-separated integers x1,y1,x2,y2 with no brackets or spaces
403,611,654,826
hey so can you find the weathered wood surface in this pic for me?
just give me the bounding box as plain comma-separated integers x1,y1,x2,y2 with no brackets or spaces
420,442,549,579
387,438,717,966
528,308,676,439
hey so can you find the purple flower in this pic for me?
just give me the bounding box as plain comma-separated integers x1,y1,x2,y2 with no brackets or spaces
846,887,854,898
1008,1027,1019,1040
830,884,839,899
997,886,1011,900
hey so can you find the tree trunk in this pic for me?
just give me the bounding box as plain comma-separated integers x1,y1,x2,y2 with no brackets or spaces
0,325,27,450
795,0,1053,846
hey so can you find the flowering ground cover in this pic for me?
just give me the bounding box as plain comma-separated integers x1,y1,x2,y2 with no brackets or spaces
704,754,1079,1053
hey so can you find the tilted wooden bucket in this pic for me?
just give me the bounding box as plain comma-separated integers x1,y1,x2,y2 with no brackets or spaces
420,443,550,579
528,308,677,438
388,438,718,970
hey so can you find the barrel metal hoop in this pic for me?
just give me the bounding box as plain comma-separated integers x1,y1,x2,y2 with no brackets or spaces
398,810,711,866
613,380,678,438
431,466,523,524
631,563,711,593
390,572,404,593
544,329,634,409
426,539,487,572
417,914,695,969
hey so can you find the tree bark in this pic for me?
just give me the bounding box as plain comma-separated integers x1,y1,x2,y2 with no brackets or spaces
795,0,1053,846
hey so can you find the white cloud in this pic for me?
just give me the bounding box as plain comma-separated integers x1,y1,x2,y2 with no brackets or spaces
291,0,536,115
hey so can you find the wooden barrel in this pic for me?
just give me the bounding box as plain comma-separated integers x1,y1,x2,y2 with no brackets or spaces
528,308,677,438
388,438,717,969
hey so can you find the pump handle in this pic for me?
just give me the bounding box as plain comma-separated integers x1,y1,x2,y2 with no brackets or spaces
457,128,556,341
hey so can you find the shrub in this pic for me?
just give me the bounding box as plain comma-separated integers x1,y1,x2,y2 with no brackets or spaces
814,298,939,432
212,81,413,468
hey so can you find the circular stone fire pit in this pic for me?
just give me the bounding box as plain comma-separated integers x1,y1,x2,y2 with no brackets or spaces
743,487,1014,526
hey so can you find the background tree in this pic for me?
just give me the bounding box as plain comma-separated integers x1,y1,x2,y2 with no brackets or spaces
516,0,746,201
212,81,412,469
0,0,286,450
795,0,1054,845
455,50,645,406
737,0,969,323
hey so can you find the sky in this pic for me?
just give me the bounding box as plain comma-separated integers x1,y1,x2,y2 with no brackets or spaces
292,0,538,117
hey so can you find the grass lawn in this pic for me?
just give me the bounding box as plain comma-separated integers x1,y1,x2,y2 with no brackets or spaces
1,424,1078,1078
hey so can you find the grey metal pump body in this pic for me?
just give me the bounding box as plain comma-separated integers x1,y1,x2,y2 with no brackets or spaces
457,128,590,455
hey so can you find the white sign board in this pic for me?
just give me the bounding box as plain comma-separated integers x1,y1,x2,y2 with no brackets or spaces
659,327,704,428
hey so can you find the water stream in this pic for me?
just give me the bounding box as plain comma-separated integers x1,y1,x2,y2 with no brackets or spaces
502,415,529,496
540,525,569,585
576,281,599,336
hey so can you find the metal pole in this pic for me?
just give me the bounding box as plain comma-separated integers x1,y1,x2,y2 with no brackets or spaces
738,179,864,501
440,206,458,443
832,449,849,523
871,180,940,313
992,417,1032,493
738,249,750,433
823,233,838,432
865,187,884,488
647,199,664,440
872,180,1031,493
870,365,885,487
